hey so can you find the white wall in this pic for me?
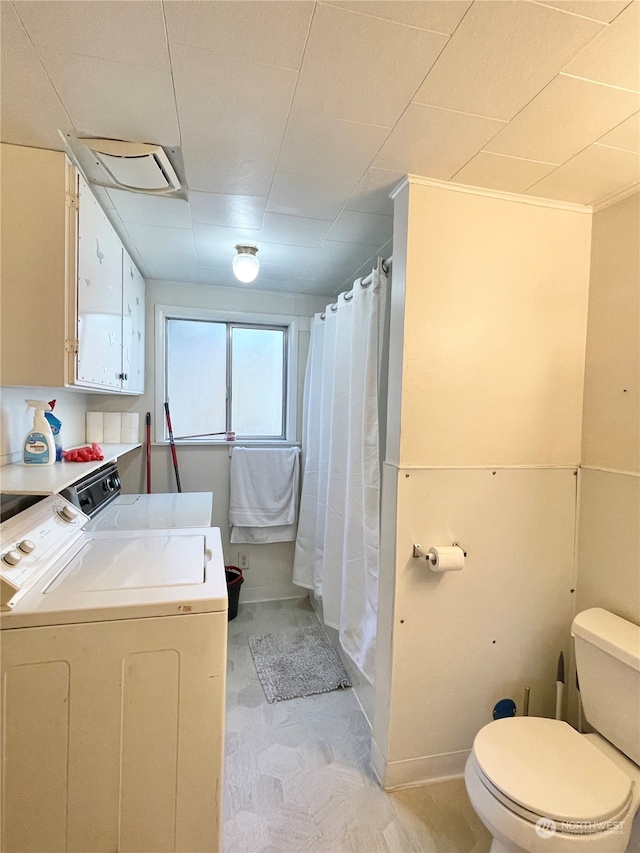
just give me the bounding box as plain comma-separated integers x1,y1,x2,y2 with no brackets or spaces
89,279,327,602
576,191,639,627
373,179,592,788
0,386,91,466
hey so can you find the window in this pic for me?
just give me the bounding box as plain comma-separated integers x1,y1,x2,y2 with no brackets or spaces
156,306,299,443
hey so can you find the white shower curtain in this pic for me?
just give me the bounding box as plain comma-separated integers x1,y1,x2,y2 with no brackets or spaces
294,264,386,683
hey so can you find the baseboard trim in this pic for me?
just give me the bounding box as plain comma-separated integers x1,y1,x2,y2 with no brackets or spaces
370,738,386,787
240,584,306,603
371,746,470,791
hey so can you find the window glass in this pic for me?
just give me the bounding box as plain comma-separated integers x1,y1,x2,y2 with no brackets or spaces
166,319,226,438
231,327,285,437
165,318,287,440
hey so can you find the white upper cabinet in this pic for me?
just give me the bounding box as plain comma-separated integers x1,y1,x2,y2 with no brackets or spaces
77,175,124,390
0,144,145,395
121,249,146,394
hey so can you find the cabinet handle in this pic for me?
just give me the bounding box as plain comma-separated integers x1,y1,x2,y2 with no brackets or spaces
118,373,128,381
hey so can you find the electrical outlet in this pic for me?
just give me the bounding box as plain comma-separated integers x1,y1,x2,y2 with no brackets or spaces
238,551,250,570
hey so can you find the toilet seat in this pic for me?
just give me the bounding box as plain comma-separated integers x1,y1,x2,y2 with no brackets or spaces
472,718,633,831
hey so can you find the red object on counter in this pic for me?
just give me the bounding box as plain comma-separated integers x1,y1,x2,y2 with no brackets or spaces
62,443,104,462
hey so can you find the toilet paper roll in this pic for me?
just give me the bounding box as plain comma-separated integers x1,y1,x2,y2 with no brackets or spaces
428,545,465,572
103,412,122,444
86,412,104,444
120,413,139,443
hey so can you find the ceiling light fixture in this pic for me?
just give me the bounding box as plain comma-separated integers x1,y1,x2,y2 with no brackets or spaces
232,244,260,283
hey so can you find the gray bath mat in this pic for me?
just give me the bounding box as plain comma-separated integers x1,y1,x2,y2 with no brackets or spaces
248,624,352,703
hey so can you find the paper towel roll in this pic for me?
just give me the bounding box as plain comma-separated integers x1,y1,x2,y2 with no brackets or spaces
120,412,139,443
427,545,465,572
86,412,104,444
103,412,122,444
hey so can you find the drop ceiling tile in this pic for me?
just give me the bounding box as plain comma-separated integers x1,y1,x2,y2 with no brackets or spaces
326,210,393,246
170,43,296,145
293,3,448,127
260,263,312,285
255,243,317,269
35,46,180,145
193,223,261,269
486,75,639,163
198,264,310,295
563,0,640,91
320,1,472,34
346,167,406,215
250,278,310,295
267,172,357,220
183,132,279,196
413,1,604,120
597,111,640,152
0,2,72,150
124,223,198,280
259,213,333,248
164,0,314,70
198,266,242,288
294,280,339,298
149,263,201,285
374,103,505,180
277,109,390,181
190,192,267,229
14,1,170,71
526,143,640,204
107,189,191,229
302,240,382,287
452,152,559,193
533,1,633,23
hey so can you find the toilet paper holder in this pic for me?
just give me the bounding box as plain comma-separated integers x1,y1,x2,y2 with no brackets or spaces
413,541,467,563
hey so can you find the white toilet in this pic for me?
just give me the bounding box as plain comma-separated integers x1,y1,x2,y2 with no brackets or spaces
465,608,640,853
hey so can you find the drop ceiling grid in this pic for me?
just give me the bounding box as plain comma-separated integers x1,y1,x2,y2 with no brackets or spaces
0,2,74,150
2,0,639,295
272,0,469,288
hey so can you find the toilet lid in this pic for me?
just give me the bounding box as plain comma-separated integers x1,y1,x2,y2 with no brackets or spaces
473,718,633,825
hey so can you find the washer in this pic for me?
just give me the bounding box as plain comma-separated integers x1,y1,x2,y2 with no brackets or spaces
1,494,227,853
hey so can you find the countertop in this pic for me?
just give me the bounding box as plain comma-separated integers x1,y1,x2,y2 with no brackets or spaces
0,444,141,495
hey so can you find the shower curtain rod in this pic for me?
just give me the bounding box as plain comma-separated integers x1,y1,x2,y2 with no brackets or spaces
320,255,392,319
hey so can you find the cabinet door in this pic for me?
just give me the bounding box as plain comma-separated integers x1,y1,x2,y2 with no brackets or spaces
76,175,123,390
121,251,145,394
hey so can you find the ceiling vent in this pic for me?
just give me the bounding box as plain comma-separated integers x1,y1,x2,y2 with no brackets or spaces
82,138,181,193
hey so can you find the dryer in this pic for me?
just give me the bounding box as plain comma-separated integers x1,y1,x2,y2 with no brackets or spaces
1,495,227,853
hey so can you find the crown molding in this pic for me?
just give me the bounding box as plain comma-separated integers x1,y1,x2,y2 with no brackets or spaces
592,182,640,213
390,173,593,214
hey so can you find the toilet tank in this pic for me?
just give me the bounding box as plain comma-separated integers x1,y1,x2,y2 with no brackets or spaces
572,608,640,766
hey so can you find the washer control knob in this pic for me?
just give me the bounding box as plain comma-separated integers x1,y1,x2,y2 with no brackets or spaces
2,549,22,567
17,540,36,554
57,504,79,524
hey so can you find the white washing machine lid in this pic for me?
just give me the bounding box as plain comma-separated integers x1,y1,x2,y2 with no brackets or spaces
473,717,633,826
86,492,213,531
2,527,227,628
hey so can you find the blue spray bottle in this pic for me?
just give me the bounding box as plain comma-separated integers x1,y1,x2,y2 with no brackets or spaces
22,400,56,466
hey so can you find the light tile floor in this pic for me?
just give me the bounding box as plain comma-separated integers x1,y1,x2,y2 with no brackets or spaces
224,598,492,853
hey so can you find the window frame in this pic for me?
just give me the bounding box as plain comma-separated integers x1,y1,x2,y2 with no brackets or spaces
155,304,301,445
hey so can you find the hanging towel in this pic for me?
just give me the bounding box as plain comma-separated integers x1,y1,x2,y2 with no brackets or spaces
229,447,300,542
230,524,297,544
